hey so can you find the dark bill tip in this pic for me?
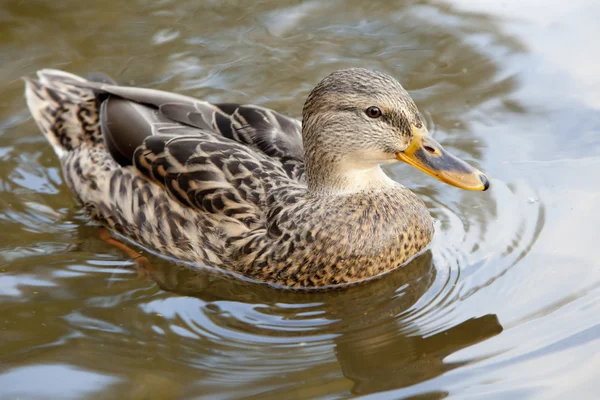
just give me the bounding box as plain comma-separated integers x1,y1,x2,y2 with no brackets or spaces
480,174,490,191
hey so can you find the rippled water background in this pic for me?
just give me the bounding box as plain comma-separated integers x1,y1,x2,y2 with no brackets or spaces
1,0,599,398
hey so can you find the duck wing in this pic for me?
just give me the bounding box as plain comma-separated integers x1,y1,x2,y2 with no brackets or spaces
34,68,306,227
37,69,304,174
100,95,302,229
44,69,305,166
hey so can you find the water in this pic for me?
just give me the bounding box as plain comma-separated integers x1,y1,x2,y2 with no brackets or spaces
1,0,599,398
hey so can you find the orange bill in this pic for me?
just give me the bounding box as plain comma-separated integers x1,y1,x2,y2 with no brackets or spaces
396,126,489,191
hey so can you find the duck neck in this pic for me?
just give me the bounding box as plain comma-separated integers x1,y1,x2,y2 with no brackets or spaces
302,115,397,195
305,155,396,195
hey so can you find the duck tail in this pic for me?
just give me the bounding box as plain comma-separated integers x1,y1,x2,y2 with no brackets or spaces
24,69,106,158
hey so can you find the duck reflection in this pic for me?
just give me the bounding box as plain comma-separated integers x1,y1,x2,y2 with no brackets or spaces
132,250,502,395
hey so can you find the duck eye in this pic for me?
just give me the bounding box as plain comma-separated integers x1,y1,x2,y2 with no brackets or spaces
365,106,382,119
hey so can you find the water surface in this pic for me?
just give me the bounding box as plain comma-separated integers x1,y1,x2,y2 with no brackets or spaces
1,0,599,398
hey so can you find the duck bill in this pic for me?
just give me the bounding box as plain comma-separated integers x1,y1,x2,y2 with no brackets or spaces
396,126,489,191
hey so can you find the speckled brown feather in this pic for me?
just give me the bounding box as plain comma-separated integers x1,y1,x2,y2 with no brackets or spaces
24,68,434,289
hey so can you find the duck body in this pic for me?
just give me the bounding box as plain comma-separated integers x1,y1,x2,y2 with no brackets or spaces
24,68,485,289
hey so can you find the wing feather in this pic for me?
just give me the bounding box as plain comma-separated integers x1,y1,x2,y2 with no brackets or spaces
132,131,296,228
86,78,307,227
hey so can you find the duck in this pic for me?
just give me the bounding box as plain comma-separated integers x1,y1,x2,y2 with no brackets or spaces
24,68,488,289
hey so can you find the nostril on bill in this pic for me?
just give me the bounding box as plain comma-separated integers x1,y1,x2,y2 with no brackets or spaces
423,145,436,154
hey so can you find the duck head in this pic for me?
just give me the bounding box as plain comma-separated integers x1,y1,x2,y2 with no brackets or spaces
302,68,489,194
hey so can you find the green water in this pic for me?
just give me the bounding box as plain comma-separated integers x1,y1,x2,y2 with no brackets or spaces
1,0,599,398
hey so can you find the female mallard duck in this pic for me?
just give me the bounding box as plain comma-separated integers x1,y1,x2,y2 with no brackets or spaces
24,68,488,289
